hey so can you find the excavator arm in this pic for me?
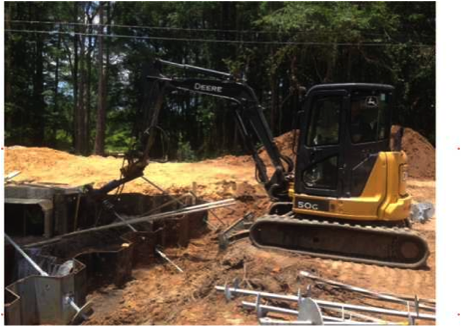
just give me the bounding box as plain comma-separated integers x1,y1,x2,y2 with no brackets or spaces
93,59,293,200
147,60,294,200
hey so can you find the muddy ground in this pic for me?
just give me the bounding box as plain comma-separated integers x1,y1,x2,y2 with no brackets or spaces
4,129,436,325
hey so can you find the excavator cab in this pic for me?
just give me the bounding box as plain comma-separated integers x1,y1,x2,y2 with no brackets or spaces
291,83,413,223
295,84,393,200
250,83,429,269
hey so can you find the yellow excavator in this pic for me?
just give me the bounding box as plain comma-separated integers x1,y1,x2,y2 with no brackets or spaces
96,59,429,269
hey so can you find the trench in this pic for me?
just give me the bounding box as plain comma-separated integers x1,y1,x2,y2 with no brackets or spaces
4,185,209,325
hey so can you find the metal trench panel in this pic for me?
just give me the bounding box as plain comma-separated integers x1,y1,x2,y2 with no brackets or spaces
5,231,154,324
4,226,206,324
5,258,86,325
4,198,54,238
5,184,79,200
5,184,83,239
4,192,209,324
73,241,134,291
4,288,21,325
121,231,161,267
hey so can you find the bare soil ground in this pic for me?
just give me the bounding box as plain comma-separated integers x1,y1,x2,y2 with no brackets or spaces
79,176,435,325
4,128,435,325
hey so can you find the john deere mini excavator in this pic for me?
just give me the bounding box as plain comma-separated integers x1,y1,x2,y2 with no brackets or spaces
97,59,429,269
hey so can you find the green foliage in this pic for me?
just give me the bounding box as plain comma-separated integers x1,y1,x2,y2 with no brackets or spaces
176,134,197,162
105,130,133,152
5,1,436,160
54,130,73,150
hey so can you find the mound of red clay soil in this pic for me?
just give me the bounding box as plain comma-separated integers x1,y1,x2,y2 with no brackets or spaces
391,126,435,179
258,130,297,167
259,127,435,180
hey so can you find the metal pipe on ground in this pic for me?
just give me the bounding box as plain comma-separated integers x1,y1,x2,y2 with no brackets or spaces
259,317,396,325
141,177,190,212
241,301,310,321
24,198,236,248
237,285,386,324
338,322,394,325
103,200,137,232
322,307,387,323
379,292,435,306
243,302,391,325
101,204,185,273
142,176,226,227
215,285,436,321
142,193,193,216
299,271,435,312
241,299,341,323
5,171,21,182
5,234,92,323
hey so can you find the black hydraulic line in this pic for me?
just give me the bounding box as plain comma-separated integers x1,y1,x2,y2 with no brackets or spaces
90,173,141,197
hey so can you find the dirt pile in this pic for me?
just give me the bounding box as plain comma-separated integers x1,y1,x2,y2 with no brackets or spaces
234,181,259,202
205,154,253,166
258,127,435,180
4,125,434,198
391,126,435,179
259,130,297,165
4,146,80,175
4,146,258,195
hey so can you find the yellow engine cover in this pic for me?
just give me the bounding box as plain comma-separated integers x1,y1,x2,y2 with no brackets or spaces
291,151,412,222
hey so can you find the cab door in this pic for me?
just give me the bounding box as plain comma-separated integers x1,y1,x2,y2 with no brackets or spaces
343,90,392,197
295,90,348,200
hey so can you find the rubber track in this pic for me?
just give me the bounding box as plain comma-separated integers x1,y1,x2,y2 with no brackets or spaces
249,215,429,269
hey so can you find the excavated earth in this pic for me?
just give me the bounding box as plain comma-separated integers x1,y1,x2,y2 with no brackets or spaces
4,127,436,325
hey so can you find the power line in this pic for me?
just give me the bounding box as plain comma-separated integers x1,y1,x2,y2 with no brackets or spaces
6,19,436,41
5,19,385,36
4,29,435,47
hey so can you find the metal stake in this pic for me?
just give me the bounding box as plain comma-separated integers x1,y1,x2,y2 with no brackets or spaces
155,247,184,273
215,285,436,321
299,271,435,312
103,200,137,232
242,301,341,322
259,317,401,326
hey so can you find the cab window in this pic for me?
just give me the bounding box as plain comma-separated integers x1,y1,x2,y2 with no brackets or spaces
350,92,390,144
306,96,341,147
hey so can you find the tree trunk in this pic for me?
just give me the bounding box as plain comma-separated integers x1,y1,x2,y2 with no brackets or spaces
5,7,11,100
94,3,107,155
347,48,352,81
51,24,62,147
32,31,46,145
77,31,86,154
85,36,92,155
324,41,338,82
84,8,92,155
72,3,80,152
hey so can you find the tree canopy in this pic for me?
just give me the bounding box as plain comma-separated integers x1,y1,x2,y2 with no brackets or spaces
4,1,436,159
